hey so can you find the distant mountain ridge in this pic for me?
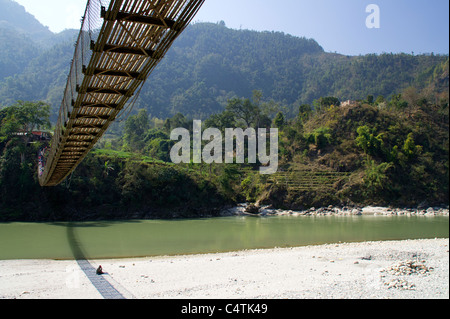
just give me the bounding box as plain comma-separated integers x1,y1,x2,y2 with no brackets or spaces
0,0,448,121
0,0,53,41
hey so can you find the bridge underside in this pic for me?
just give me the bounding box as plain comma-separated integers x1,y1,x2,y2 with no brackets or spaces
39,0,204,186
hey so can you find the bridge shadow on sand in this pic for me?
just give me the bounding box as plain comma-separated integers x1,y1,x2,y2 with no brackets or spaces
66,223,126,299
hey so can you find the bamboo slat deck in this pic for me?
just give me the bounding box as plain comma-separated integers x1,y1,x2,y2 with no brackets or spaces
39,0,204,186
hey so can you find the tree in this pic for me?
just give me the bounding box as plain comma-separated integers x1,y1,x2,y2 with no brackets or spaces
204,110,235,131
313,97,340,113
356,125,384,157
225,97,261,128
364,158,393,195
402,87,419,108
0,101,50,139
402,133,422,160
298,104,312,124
389,94,408,110
0,101,50,163
123,109,149,152
375,95,385,105
142,128,174,162
307,127,332,149
402,87,419,117
273,112,285,128
254,90,284,120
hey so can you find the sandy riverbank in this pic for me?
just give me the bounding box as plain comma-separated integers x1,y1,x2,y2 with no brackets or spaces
0,238,448,299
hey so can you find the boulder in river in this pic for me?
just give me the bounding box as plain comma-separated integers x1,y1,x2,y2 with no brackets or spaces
245,204,260,215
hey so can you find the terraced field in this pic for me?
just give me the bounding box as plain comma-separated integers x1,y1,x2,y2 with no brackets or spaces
267,169,351,191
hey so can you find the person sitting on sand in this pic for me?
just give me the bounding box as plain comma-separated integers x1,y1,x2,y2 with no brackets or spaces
96,265,104,275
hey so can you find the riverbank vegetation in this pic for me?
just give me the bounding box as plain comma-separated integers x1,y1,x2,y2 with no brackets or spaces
0,1,448,222
0,81,448,221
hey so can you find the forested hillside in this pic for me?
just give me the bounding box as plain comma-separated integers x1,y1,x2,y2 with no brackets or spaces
1,87,448,221
0,0,448,121
139,22,448,119
0,0,448,222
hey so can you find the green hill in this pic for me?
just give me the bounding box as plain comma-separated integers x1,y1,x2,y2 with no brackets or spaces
0,0,448,222
0,0,448,121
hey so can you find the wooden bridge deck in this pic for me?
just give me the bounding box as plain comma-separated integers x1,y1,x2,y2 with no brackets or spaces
39,0,204,186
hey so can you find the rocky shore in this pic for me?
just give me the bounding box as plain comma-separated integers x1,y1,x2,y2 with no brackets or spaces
222,204,450,217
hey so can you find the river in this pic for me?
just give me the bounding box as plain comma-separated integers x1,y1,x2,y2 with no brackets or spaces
0,215,448,260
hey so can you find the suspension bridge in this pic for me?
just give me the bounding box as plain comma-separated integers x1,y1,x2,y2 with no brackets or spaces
39,0,204,186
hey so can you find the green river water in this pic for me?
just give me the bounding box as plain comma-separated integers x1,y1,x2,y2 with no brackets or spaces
0,215,448,260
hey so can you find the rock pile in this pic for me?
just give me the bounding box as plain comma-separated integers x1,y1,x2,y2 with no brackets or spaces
382,260,434,276
380,260,434,291
384,278,416,290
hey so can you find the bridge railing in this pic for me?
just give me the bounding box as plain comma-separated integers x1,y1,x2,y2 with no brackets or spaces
40,0,205,186
43,1,110,185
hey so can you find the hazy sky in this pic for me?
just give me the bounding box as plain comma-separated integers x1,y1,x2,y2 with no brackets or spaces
13,0,449,56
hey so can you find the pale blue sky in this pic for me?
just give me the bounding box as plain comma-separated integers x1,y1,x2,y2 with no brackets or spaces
13,0,449,56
